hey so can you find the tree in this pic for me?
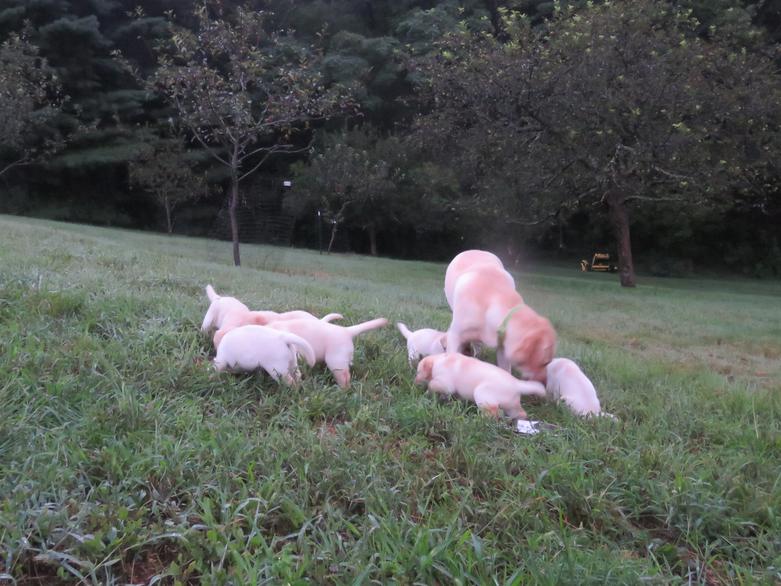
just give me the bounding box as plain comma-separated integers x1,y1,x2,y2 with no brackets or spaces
0,32,63,178
128,135,206,233
287,129,407,255
418,0,781,286
150,3,352,266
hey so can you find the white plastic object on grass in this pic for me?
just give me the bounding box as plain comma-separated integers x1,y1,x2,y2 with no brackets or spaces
515,420,543,435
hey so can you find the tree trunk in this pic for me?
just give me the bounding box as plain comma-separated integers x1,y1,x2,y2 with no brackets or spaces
328,222,339,253
367,224,378,256
164,197,173,234
483,0,508,41
229,176,241,266
606,192,636,287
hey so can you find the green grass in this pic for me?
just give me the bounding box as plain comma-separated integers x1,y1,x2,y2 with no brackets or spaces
1,215,779,585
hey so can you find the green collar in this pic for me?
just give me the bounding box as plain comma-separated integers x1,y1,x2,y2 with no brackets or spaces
497,304,525,350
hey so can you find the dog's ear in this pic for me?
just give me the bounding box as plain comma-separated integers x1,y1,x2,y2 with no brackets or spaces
422,357,434,379
438,334,448,351
513,323,556,380
415,356,434,382
250,312,268,326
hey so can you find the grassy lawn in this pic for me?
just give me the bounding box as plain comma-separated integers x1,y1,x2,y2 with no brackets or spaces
1,215,780,585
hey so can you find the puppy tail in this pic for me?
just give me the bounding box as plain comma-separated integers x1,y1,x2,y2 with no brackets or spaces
205,284,219,302
347,317,388,338
321,313,343,323
280,332,316,367
201,305,216,332
396,322,412,340
516,380,547,398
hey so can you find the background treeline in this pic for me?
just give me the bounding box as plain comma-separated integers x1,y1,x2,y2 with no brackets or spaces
1,0,780,278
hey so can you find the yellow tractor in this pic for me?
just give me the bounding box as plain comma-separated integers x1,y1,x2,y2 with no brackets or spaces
580,252,618,273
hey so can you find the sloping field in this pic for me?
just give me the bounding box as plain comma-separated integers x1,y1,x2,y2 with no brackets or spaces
1,215,779,584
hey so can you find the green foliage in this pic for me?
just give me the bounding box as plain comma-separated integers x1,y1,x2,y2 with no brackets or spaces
322,53,371,85
150,2,353,264
47,126,153,169
417,0,781,283
128,135,207,233
288,127,466,254
285,0,370,36
0,31,64,176
0,0,780,269
323,31,409,119
287,128,404,253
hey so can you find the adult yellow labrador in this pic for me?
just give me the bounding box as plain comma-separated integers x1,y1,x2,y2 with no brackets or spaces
444,250,556,382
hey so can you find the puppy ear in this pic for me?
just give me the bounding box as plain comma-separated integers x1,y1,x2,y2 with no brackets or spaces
515,325,556,373
513,328,540,368
532,322,556,367
416,356,434,380
439,334,448,351
251,313,268,326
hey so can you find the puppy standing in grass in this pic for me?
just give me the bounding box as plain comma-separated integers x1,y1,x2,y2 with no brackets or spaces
396,322,446,366
415,354,546,420
213,310,342,349
201,285,249,332
267,317,388,388
214,325,316,386
544,358,614,418
444,250,556,382
201,285,342,348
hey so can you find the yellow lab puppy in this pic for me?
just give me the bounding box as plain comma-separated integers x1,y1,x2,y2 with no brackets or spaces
414,353,546,420
396,322,447,366
213,324,316,386
267,317,388,388
544,358,615,418
200,284,249,333
201,285,341,348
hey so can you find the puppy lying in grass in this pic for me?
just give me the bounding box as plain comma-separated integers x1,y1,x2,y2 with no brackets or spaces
268,317,388,388
544,358,614,418
201,285,341,348
213,325,316,386
414,353,546,420
396,322,446,366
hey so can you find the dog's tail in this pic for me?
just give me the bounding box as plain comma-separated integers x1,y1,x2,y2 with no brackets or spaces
200,308,215,333
515,380,547,398
280,332,316,367
396,322,412,340
205,284,219,302
346,317,388,338
321,313,343,323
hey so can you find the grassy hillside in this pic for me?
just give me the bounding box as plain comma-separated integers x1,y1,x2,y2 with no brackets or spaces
1,215,779,585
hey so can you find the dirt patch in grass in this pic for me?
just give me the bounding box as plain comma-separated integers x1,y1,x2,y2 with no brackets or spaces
11,557,75,586
123,545,180,585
